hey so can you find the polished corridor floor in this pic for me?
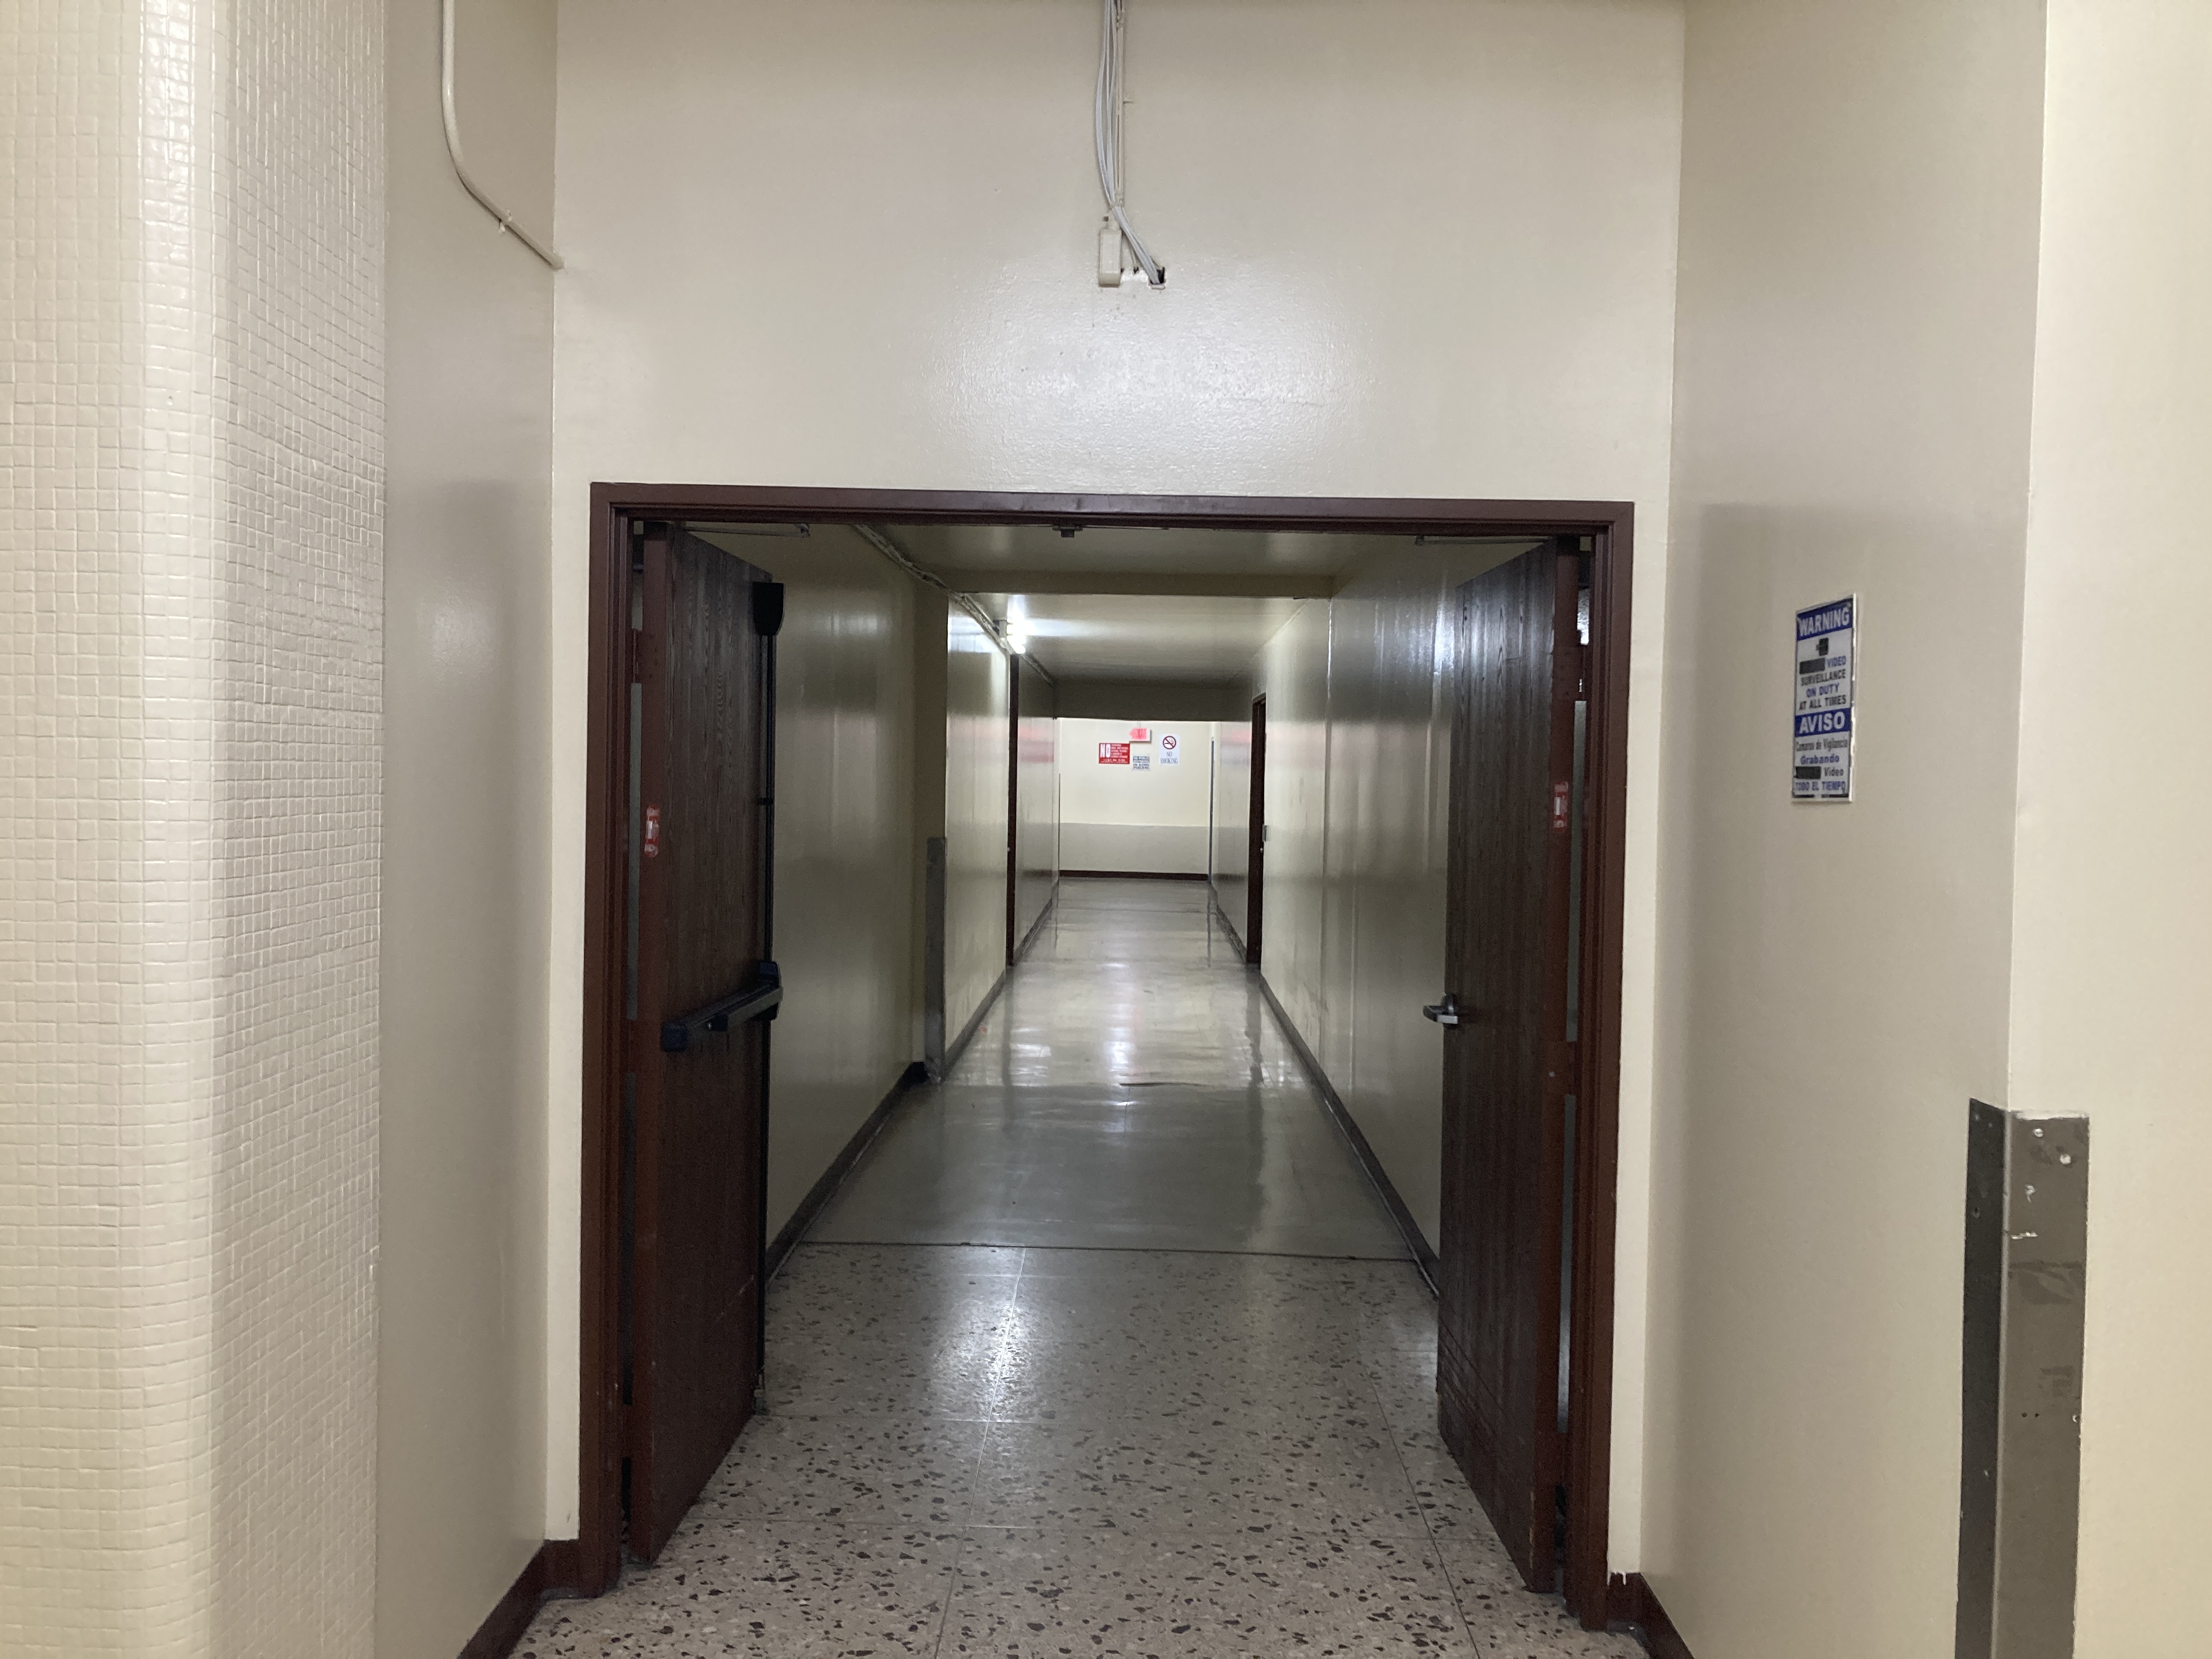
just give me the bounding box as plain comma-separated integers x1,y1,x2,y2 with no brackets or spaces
809,877,1407,1257
522,880,1639,1657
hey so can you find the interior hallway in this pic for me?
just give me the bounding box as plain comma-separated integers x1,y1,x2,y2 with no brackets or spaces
520,881,1640,1657
811,877,1404,1256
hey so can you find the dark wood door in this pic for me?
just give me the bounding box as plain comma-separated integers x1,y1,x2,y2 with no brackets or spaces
627,526,774,1562
1436,544,1582,1589
1245,695,1266,964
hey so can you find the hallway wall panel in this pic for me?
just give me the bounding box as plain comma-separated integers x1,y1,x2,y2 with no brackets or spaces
548,0,1687,1543
1014,657,1059,945
944,617,1013,1048
1244,546,1533,1247
1649,2,2049,1654
738,528,918,1243
1255,605,1334,1064
1333,545,1530,1250
380,0,560,1651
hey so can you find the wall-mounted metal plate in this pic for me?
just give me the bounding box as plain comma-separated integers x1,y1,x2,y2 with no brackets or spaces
1956,1099,2089,1659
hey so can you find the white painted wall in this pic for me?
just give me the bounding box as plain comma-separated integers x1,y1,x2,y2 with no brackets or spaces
2010,6,2212,1651
944,615,1013,1052
1,3,383,1651
547,0,1686,1534
380,0,557,1652
1058,718,1214,873
1645,2,2047,1653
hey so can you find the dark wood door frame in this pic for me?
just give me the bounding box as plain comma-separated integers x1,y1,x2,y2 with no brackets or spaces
576,484,1634,1626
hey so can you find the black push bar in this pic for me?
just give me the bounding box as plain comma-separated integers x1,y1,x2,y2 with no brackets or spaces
661,962,782,1053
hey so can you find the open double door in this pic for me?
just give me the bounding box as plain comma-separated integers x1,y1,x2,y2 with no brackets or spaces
628,530,1604,1602
1435,539,1618,1625
576,486,1630,1610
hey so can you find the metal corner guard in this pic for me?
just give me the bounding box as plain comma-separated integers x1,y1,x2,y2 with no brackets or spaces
1956,1098,2088,1659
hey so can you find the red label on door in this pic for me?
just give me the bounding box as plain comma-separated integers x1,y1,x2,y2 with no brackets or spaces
1551,782,1570,833
1098,743,1131,765
644,804,662,856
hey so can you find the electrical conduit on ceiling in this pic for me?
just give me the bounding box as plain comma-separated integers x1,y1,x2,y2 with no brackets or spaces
851,526,1055,681
441,0,563,269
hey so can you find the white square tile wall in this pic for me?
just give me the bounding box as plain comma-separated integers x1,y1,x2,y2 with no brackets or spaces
1,3,384,1654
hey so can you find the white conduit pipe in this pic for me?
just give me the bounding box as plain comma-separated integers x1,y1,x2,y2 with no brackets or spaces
851,524,1053,681
441,0,564,270
1094,0,1164,286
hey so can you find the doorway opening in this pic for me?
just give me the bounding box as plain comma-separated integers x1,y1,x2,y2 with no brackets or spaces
574,486,1635,1632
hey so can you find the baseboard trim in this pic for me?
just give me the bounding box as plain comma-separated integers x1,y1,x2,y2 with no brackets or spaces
764,1060,930,1279
1208,887,1249,958
926,883,1056,1097
459,1538,583,1658
1609,1573,1696,1659
1249,968,1441,1293
941,964,1009,1080
1060,868,1207,881
1013,882,1059,962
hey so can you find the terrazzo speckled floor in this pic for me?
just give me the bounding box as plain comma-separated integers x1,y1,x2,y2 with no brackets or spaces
520,879,1645,1658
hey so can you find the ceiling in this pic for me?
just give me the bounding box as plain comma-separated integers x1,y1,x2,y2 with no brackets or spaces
972,591,1307,684
934,525,1536,684
696,520,1540,686
891,522,1431,583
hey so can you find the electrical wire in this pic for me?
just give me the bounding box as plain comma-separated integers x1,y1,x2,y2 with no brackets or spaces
441,0,563,270
1094,0,1165,286
851,525,1056,682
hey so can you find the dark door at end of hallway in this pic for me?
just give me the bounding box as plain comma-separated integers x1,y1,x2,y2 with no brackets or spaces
1245,695,1266,964
1006,653,1020,964
1436,543,1583,1591
626,524,781,1562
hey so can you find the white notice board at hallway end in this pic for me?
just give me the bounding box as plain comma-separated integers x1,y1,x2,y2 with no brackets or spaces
1793,596,1855,800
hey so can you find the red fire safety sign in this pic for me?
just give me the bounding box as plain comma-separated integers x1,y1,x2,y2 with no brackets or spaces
1098,742,1131,765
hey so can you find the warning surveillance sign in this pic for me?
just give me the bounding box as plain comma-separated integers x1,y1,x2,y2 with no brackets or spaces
1792,597,1855,802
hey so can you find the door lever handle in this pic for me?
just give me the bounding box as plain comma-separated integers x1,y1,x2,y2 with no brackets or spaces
1423,994,1463,1028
